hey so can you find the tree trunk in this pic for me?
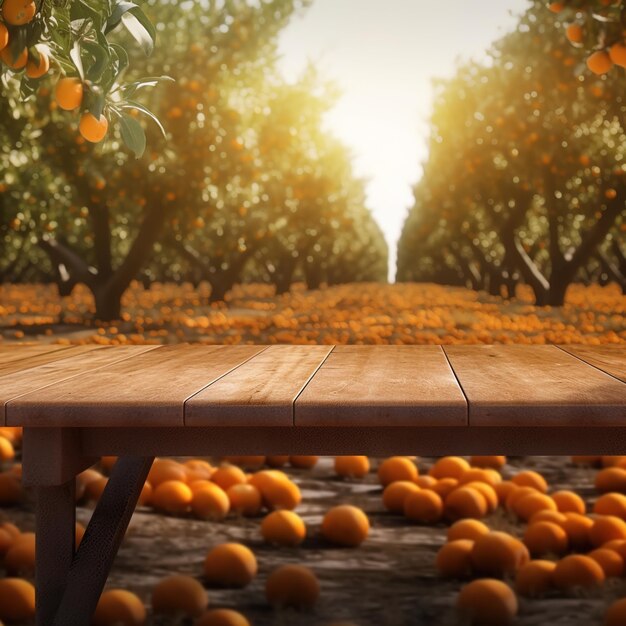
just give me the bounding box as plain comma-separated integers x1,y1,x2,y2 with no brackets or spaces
93,283,123,322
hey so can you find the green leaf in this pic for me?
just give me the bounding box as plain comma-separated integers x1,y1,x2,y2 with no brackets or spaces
70,39,85,81
83,40,110,82
105,0,140,32
121,11,154,56
122,100,167,138
119,113,147,158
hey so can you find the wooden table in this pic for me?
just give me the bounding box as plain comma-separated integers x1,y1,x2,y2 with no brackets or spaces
1,343,625,625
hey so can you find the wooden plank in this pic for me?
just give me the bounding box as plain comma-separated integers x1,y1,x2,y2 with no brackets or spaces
295,346,467,427
0,344,69,362
1,346,158,425
186,345,333,426
0,345,84,376
559,345,626,383
444,345,626,427
8,345,266,427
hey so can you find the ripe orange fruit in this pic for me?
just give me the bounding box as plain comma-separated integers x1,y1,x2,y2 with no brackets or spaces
260,474,301,511
469,456,506,470
462,482,498,513
1,46,28,70
513,492,557,522
148,460,187,487
459,469,502,488
553,554,605,592
190,482,230,520
321,505,370,547
596,467,626,493
494,481,517,506
515,560,556,597
261,510,306,546
377,457,418,486
265,564,320,609
511,470,548,493
414,475,437,489
55,77,84,111
594,492,626,519
0,24,8,52
606,598,626,626
5,532,35,576
548,2,564,12
529,510,566,526
79,112,109,143
523,521,568,556
0,528,12,558
196,609,251,626
25,50,49,79
334,456,370,478
470,532,530,578
445,487,488,521
590,515,626,546
588,548,624,577
587,50,613,75
0,578,35,623
430,456,470,480
436,539,474,578
203,543,257,587
211,465,247,491
551,490,585,515
0,437,15,462
152,480,192,515
566,24,583,44
456,579,518,626
560,512,593,550
433,477,459,499
382,480,420,513
289,455,319,469
609,42,626,68
447,519,490,543
2,0,36,26
226,483,262,516
92,589,146,626
404,489,443,524
152,575,208,618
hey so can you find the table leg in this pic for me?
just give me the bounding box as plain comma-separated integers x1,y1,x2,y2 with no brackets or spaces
35,481,76,626
51,456,153,626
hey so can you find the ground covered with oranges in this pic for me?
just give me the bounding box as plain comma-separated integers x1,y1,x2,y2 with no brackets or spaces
0,282,624,345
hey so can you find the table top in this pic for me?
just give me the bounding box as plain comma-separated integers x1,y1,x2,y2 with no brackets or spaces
1,344,625,428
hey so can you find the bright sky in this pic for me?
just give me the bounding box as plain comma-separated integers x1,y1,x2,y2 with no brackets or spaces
277,0,529,280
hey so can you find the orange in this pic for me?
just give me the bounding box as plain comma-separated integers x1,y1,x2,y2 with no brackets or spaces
511,471,547,493
528,510,567,526
4,532,35,576
462,482,498,513
548,2,564,12
261,510,306,547
191,482,230,520
152,575,208,618
382,480,420,513
445,487,488,521
596,467,626,493
55,77,84,111
429,456,470,480
609,42,626,68
590,515,626,546
553,554,605,591
606,598,626,626
515,560,556,597
260,475,301,511
265,564,320,609
25,49,49,78
470,532,530,578
587,51,613,75
289,455,319,469
1,46,27,70
523,521,568,556
566,24,583,44
138,481,152,506
0,528,12,557
432,477,459,499
0,437,15,462
456,579,518,626
588,548,624,577
560,513,593,550
334,456,370,478
404,489,443,524
414,475,437,489
203,543,257,587
469,456,506,470
377,457,418,486
79,112,109,143
436,539,474,578
2,0,36,25
447,519,490,543
505,486,538,513
494,481,517,506
152,480,192,515
226,483,262,516
552,490,585,515
100,457,118,473
594,493,626,519
513,492,557,522
321,505,370,547
0,578,35,623
459,469,501,488
92,589,146,626
211,465,248,491
85,477,108,501
0,24,8,52
196,609,251,626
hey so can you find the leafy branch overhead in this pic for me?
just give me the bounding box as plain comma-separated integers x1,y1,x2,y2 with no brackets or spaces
0,0,169,156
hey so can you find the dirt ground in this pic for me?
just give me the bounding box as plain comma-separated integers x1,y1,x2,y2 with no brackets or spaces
4,456,626,626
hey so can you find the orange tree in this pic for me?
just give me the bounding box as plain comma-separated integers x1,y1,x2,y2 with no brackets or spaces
397,1,625,304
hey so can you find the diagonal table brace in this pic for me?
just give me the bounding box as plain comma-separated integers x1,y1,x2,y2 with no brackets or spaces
34,455,154,626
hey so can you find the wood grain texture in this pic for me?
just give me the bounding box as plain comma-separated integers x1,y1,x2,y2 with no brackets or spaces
8,345,266,427
445,345,626,426
559,345,626,383
295,345,467,427
1,346,158,425
186,345,333,426
0,345,91,377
